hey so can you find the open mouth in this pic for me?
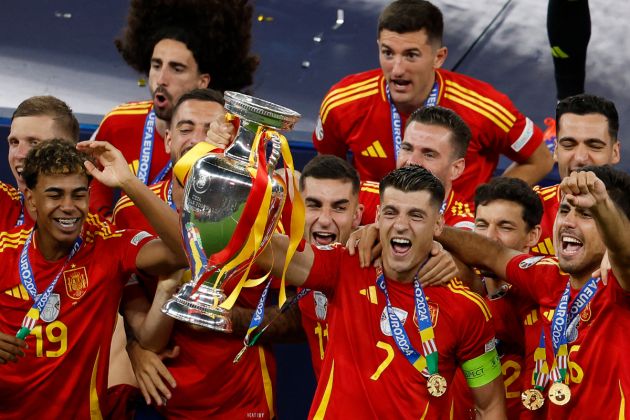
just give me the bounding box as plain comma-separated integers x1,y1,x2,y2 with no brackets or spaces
154,93,169,108
54,217,81,231
390,237,412,255
312,232,336,246
561,235,583,255
390,79,411,91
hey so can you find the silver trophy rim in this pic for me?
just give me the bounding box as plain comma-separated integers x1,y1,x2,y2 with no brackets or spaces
224,91,301,130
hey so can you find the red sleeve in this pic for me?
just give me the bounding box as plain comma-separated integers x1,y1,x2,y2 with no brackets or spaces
312,97,349,158
302,244,343,294
505,254,548,302
116,230,157,276
359,181,380,225
499,111,544,163
451,289,497,363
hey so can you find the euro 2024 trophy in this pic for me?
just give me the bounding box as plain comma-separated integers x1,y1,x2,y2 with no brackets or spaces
162,91,303,332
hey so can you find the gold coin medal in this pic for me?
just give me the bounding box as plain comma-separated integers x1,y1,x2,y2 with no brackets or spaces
427,374,447,397
548,382,571,406
521,388,545,411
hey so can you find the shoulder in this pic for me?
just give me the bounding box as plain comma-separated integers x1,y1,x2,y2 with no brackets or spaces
319,69,385,123
533,183,560,201
0,181,21,202
0,227,31,255
82,214,125,244
437,69,520,133
99,101,153,126
112,180,167,224
442,279,493,322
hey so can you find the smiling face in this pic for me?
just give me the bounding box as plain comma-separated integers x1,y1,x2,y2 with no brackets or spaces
149,39,210,121
165,99,225,164
378,29,447,115
303,177,363,246
553,197,606,282
396,121,463,192
377,186,443,282
25,173,89,260
554,113,620,179
474,199,540,253
8,115,69,191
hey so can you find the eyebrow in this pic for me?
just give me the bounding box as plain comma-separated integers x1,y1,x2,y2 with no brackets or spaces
43,186,88,193
175,119,195,128
331,199,350,206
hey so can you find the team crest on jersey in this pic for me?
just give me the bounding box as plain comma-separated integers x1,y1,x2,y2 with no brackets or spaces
38,293,60,322
519,256,545,270
315,117,324,141
580,302,592,322
63,266,89,300
313,291,328,320
412,301,439,328
380,306,408,336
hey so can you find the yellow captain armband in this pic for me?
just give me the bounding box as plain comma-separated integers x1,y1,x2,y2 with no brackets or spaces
461,348,501,388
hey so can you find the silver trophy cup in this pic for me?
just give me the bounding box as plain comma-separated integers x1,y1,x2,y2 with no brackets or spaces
162,91,300,332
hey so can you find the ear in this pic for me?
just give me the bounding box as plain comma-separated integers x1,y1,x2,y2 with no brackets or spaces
525,225,542,249
165,129,173,154
198,73,210,88
352,203,365,229
433,46,448,69
433,212,444,237
450,157,465,181
24,188,37,216
552,140,559,162
611,141,621,165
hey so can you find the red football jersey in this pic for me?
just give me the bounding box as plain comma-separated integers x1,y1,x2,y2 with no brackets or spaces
303,245,498,418
113,178,277,419
506,254,630,418
0,181,27,231
91,101,171,217
314,68,544,203
298,288,331,381
531,184,560,257
0,220,154,419
359,184,474,230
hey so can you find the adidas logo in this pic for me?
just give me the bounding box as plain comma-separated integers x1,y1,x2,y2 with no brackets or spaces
4,285,30,301
532,238,555,255
359,286,378,304
360,141,387,158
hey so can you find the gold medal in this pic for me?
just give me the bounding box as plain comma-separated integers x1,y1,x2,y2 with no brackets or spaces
548,382,571,406
521,389,545,410
426,374,447,397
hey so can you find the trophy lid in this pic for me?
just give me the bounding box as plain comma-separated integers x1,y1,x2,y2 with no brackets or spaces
224,91,301,130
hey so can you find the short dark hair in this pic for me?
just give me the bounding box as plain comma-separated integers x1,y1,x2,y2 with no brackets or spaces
171,88,225,127
474,177,543,230
379,164,444,209
22,139,92,189
12,96,80,142
115,0,259,92
406,106,471,159
556,94,619,142
577,165,630,220
299,155,360,195
378,0,444,45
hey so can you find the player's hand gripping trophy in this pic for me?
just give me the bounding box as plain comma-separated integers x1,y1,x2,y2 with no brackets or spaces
162,91,302,332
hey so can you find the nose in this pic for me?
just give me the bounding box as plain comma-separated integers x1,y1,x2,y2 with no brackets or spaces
559,207,578,229
156,67,169,86
391,56,405,77
317,207,333,227
15,141,30,159
572,144,591,166
485,224,500,242
59,195,75,212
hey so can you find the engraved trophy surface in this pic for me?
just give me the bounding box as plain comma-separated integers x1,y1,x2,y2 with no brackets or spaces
162,91,300,332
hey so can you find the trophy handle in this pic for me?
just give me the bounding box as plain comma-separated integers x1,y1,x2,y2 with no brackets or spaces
266,132,282,174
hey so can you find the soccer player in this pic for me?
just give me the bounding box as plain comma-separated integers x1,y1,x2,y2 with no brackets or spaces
452,177,543,419
112,88,281,419
2,96,80,230
313,0,553,203
0,139,188,418
258,165,506,418
359,106,475,229
437,165,630,418
89,0,258,216
532,94,620,256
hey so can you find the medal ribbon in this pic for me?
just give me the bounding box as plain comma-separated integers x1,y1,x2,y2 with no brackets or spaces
15,193,25,227
166,179,176,210
375,265,437,376
16,230,82,339
386,81,439,160
138,109,171,185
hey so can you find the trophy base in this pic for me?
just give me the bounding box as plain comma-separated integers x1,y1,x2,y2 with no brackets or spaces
162,282,233,333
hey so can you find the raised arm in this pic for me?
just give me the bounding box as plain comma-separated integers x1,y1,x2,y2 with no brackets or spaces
256,235,315,287
471,377,507,420
561,170,630,290
502,142,554,185
436,227,520,281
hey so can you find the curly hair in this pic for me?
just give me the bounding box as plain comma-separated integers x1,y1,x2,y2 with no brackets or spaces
23,139,93,189
115,0,259,93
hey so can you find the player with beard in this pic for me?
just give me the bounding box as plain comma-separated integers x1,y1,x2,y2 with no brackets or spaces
437,165,630,418
532,94,620,257
256,165,506,418
313,0,553,204
89,0,257,217
2,96,80,231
